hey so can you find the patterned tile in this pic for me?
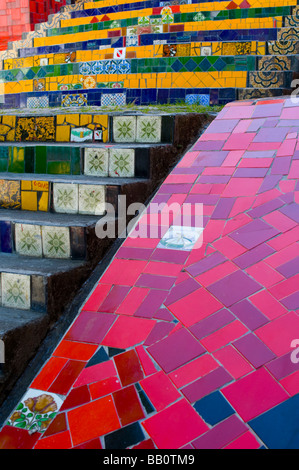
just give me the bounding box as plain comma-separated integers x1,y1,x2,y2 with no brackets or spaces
84,148,109,177
157,225,203,251
2,273,31,310
53,183,79,214
136,116,162,143
109,148,135,177
78,184,105,215
42,226,70,259
101,93,126,107
113,116,136,143
15,224,43,257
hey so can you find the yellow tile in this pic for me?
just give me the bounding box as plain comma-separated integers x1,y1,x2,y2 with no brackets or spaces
32,181,49,192
56,125,70,142
21,181,32,190
38,191,49,212
80,115,93,126
2,115,15,128
65,114,80,126
21,191,37,211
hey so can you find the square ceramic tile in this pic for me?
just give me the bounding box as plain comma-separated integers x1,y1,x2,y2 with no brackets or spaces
84,148,109,176
113,48,126,60
101,93,126,107
2,272,31,310
113,116,136,143
42,225,71,259
70,127,93,142
6,388,64,434
157,225,203,251
136,116,162,143
79,184,105,215
40,58,49,66
201,46,212,56
126,35,138,47
109,148,135,177
53,183,79,214
15,224,43,257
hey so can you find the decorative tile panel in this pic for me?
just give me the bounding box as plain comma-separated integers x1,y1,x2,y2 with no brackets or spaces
15,224,43,257
42,226,71,259
53,183,79,214
2,273,31,310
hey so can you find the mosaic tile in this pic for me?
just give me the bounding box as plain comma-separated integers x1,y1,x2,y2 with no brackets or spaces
136,116,161,143
84,148,109,177
101,93,126,107
2,273,31,310
15,224,43,257
109,148,135,177
42,226,71,259
53,183,79,214
78,184,105,215
113,116,136,143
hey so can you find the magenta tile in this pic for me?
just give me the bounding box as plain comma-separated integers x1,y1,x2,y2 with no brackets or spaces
233,333,276,368
98,285,130,313
233,244,275,269
150,248,189,264
185,194,220,205
147,328,205,374
192,415,248,449
229,219,280,249
135,273,175,290
153,307,175,322
280,203,299,223
143,321,176,346
229,299,269,330
234,168,268,178
280,290,299,310
266,352,299,380
223,133,255,151
207,271,262,307
115,247,154,260
189,309,234,340
181,367,233,403
134,289,168,318
185,252,227,277
211,198,236,219
206,119,240,133
247,198,284,218
276,256,299,278
193,141,224,151
198,175,231,184
158,183,193,194
271,157,292,175
65,312,116,344
164,277,200,306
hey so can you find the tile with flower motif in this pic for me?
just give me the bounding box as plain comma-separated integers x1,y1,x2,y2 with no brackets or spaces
83,76,97,89
79,184,105,215
109,148,135,177
6,388,64,435
42,226,70,259
136,116,161,143
84,148,109,177
2,273,31,310
15,224,43,257
53,183,79,214
113,116,136,143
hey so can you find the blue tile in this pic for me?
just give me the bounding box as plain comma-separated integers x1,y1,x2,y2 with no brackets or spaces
86,347,109,368
193,391,234,426
249,395,299,449
0,221,12,254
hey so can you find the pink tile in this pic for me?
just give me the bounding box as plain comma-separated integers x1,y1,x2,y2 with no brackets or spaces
168,354,218,388
200,320,248,352
223,431,261,449
73,360,117,388
222,368,288,422
116,287,149,316
255,312,299,356
140,371,181,411
280,370,299,396
245,261,285,288
101,316,155,349
222,178,263,197
213,345,253,379
249,290,288,320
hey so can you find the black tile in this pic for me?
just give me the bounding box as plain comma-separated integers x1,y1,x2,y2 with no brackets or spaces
104,422,145,449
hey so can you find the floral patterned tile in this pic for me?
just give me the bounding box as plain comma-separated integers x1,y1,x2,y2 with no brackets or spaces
136,116,162,143
15,224,43,257
109,148,135,177
42,226,71,259
2,272,31,310
157,225,203,251
113,116,136,143
78,184,106,215
6,389,64,435
53,183,79,214
84,148,109,177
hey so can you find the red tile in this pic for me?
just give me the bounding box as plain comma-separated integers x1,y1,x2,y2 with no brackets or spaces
73,438,102,449
168,354,218,388
195,261,238,287
114,349,144,386
212,236,247,259
30,357,68,390
245,261,284,288
60,385,91,411
116,287,149,315
136,345,158,376
0,426,41,449
48,360,86,395
73,360,117,388
102,316,155,349
249,290,288,320
263,210,297,232
213,345,253,379
223,431,261,449
200,320,248,352
142,399,208,449
222,368,288,422
68,396,120,446
264,242,299,268
280,370,299,396
267,226,299,251
81,284,111,312
143,261,183,277
65,311,116,344
113,385,145,425
255,312,299,356
100,259,147,285
89,376,122,400
43,412,67,437
222,178,262,197
140,371,181,411
269,273,299,299
132,439,156,449
98,285,130,312
34,430,72,449
53,340,98,361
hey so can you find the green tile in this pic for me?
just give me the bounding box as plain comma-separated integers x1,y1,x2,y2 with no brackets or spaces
25,146,35,173
47,161,71,175
8,147,25,173
35,146,47,173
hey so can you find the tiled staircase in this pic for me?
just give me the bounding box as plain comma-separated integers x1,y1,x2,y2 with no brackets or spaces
0,0,298,107
0,108,213,403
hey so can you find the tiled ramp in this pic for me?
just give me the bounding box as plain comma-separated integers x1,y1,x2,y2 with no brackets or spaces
1,95,299,449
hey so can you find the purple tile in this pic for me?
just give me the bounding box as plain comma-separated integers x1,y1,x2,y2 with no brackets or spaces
280,291,299,310
252,103,283,118
198,175,231,184
98,285,130,313
134,289,168,319
185,194,220,205
276,256,299,278
194,151,229,167
192,415,248,449
150,248,189,264
254,127,288,143
271,156,291,175
116,247,154,260
229,219,280,249
263,118,279,127
233,333,276,368
147,328,205,374
211,198,236,220
190,309,235,340
230,300,269,330
257,175,281,194
164,277,200,306
143,321,175,346
280,192,294,204
247,199,284,219
153,307,175,322
233,244,275,269
158,184,193,194
185,252,227,277
205,119,240,133
266,352,299,380
135,273,175,290
207,271,262,308
243,150,276,159
193,141,225,151
280,203,299,223
247,118,265,132
181,367,233,403
234,168,268,178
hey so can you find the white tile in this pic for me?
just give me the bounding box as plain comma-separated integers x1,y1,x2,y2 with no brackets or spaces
53,183,79,214
84,148,109,176
2,273,31,310
15,224,43,257
42,225,70,259
79,184,106,215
